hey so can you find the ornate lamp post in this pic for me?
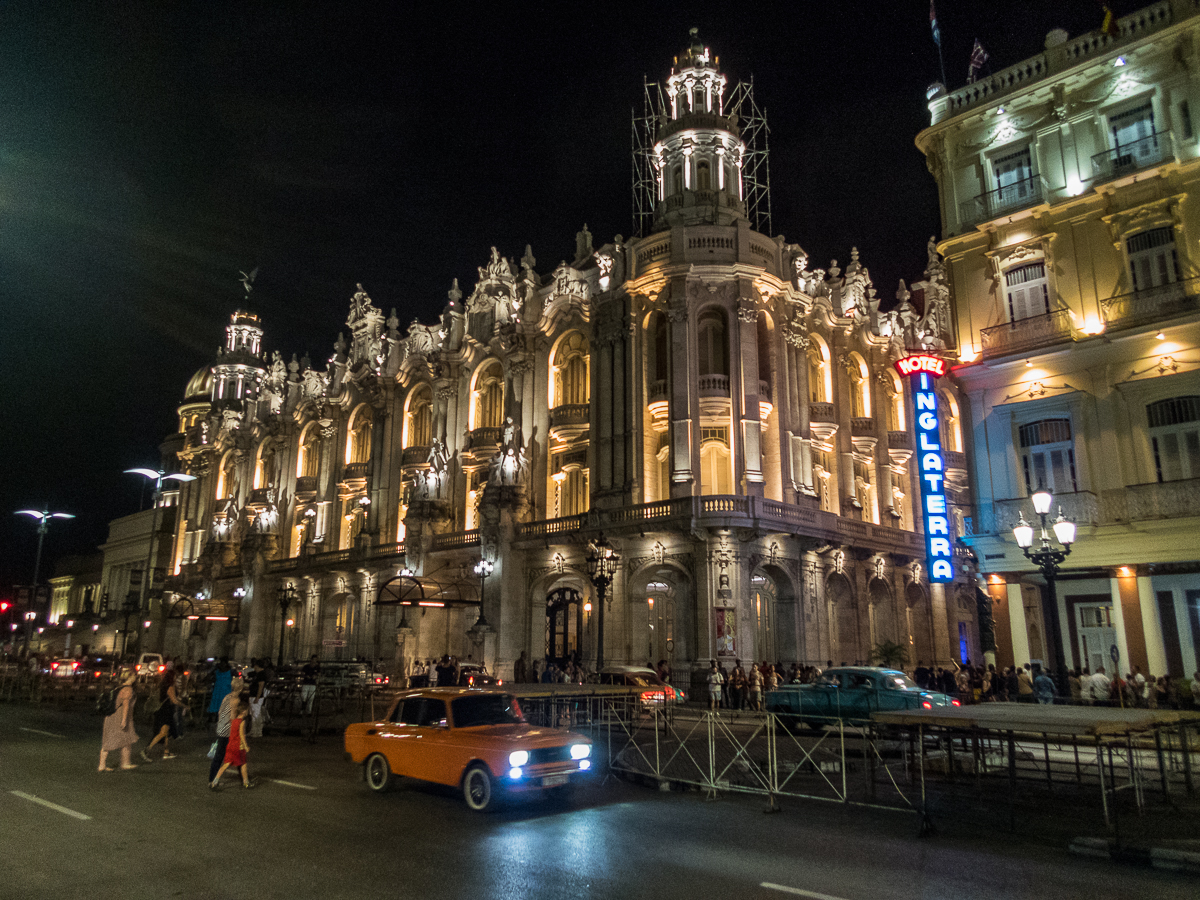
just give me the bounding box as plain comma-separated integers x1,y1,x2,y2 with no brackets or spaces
277,583,299,668
585,534,619,671
1013,488,1077,697
15,509,74,655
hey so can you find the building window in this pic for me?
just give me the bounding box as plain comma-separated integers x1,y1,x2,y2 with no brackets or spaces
807,345,829,403
405,389,432,448
1019,418,1077,494
700,429,732,495
473,362,504,430
346,406,373,464
1004,262,1051,322
696,160,711,191
1181,100,1194,140
697,309,729,377
1110,102,1160,171
1127,227,1180,292
552,332,590,407
993,147,1035,209
1148,396,1200,482
297,426,320,479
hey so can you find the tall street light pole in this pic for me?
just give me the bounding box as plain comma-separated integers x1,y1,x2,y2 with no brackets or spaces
125,468,197,653
1013,488,1077,698
15,509,75,655
277,583,298,668
586,534,619,672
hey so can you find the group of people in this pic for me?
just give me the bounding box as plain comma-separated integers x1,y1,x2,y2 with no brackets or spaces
706,659,801,711
98,654,268,791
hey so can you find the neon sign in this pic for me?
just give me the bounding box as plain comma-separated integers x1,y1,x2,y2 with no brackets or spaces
896,356,954,583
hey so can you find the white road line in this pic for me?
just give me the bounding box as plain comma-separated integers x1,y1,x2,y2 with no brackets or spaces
270,779,316,790
761,885,849,900
10,791,90,821
19,727,64,738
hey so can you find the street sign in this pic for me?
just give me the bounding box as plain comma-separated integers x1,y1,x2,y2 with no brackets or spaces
1110,644,1120,666
322,639,347,647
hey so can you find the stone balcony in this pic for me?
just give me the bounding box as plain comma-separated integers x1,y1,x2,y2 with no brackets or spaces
295,475,318,495
340,462,371,482
809,403,838,443
401,445,430,467
549,404,590,442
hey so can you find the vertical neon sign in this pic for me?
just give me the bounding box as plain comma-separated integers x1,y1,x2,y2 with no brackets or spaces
894,355,954,583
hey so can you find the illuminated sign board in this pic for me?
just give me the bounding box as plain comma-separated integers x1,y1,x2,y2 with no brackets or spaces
895,356,954,583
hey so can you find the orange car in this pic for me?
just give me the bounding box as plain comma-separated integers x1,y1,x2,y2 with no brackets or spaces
344,688,592,811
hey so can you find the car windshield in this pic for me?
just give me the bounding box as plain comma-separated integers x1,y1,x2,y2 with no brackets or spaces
884,673,919,690
451,694,524,728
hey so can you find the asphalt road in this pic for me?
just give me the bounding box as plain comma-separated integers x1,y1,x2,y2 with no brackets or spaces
1,701,1194,900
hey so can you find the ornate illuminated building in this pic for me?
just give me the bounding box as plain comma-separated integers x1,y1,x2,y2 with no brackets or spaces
132,33,982,684
918,1,1200,680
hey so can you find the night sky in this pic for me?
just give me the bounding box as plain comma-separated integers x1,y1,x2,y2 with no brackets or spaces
0,0,1116,592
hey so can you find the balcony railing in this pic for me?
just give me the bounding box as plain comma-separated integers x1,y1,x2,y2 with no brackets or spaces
648,379,668,403
850,417,875,437
401,445,431,467
466,427,502,451
887,431,912,451
979,309,1074,359
959,174,1043,226
1091,129,1172,184
341,462,371,481
1102,478,1200,522
979,491,1100,536
698,374,730,396
809,403,836,424
1101,275,1200,332
295,475,318,494
549,404,590,429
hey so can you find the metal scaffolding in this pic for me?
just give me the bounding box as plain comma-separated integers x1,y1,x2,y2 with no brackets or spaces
631,76,772,239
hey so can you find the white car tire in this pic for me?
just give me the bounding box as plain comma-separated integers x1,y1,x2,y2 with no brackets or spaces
462,764,494,811
365,753,392,792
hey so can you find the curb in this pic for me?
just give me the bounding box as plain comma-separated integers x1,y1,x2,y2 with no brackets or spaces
1069,837,1200,873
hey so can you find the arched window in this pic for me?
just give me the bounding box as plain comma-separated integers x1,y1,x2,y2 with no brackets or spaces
672,166,684,195
551,332,590,407
216,452,236,501
884,372,905,431
807,341,830,403
846,355,870,418
696,160,711,191
699,428,732,495
697,309,728,377
473,361,505,430
405,387,432,448
346,406,373,464
651,312,669,384
297,425,320,479
939,391,963,453
1147,396,1200,482
253,441,276,490
757,313,772,391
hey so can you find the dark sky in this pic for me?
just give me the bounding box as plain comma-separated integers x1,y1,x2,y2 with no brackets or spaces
0,0,1115,591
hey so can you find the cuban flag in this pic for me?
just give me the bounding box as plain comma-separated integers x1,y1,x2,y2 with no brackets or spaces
930,0,941,46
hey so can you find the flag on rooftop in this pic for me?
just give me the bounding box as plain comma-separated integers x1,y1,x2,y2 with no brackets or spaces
967,39,989,84
930,0,941,47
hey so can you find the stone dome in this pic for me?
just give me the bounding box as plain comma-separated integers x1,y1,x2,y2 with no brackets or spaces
183,365,213,403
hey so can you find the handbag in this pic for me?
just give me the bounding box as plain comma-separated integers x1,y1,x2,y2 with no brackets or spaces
207,740,219,759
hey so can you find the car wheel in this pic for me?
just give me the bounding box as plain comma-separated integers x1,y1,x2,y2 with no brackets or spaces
365,753,392,792
462,764,495,811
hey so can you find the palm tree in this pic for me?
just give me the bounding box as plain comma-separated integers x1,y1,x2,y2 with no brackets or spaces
869,640,909,670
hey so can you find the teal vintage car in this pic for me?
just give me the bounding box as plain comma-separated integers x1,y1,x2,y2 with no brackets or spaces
765,666,960,729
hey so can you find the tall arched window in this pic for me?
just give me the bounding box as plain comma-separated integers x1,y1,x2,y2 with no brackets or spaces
651,312,669,384
672,166,684,195
846,355,870,418
807,341,830,403
253,440,276,490
473,361,505,430
297,425,321,479
696,160,711,191
939,391,963,453
216,452,236,500
697,309,728,377
884,372,905,431
346,406,374,464
405,387,432,448
700,427,732,495
551,332,590,407
756,313,772,392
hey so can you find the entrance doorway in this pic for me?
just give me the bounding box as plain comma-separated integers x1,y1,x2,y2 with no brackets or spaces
546,588,582,667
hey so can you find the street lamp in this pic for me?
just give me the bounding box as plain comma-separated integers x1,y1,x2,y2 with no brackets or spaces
15,508,74,654
277,583,299,668
124,468,197,652
1013,488,1077,697
472,558,493,630
586,534,619,670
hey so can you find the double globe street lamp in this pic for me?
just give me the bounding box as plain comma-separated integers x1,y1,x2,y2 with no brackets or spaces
585,534,619,671
15,508,75,654
1013,488,1077,697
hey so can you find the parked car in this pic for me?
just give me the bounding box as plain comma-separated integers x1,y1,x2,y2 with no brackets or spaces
49,658,82,679
344,688,592,811
135,653,165,679
597,666,687,705
457,664,500,687
765,666,960,729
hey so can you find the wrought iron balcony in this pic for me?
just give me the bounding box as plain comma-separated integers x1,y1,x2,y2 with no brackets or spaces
1091,130,1172,184
959,173,1043,226
1101,275,1200,332
979,309,1074,359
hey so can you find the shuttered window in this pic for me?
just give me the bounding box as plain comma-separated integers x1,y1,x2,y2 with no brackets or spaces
1019,418,1077,494
1005,262,1051,322
1149,396,1200,482
1127,227,1180,292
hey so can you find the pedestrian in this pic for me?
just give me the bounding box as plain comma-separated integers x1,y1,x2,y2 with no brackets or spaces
248,659,268,738
730,660,747,710
1017,665,1034,702
1034,668,1055,704
208,675,244,786
143,669,185,761
717,660,730,708
211,700,254,790
748,662,764,711
99,670,140,772
1069,668,1083,703
207,656,233,723
1088,666,1112,705
300,655,319,713
513,650,527,684
706,660,724,712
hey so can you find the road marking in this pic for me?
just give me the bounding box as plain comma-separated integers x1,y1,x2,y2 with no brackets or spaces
19,727,64,738
10,791,90,821
761,886,849,900
270,779,316,790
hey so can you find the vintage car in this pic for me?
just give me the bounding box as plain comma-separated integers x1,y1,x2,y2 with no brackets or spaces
344,687,592,811
765,666,960,729
597,666,686,705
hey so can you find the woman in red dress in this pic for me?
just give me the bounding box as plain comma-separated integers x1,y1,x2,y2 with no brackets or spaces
210,700,254,789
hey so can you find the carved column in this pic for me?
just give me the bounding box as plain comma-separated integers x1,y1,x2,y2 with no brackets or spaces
736,292,764,493
667,289,694,495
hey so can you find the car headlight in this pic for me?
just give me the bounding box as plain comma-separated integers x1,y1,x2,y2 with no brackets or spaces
570,743,590,760
509,750,529,768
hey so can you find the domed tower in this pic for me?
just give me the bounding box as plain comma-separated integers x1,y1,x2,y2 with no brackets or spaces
211,309,266,408
645,29,756,232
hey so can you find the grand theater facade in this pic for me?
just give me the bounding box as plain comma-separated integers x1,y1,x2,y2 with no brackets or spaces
153,36,983,688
